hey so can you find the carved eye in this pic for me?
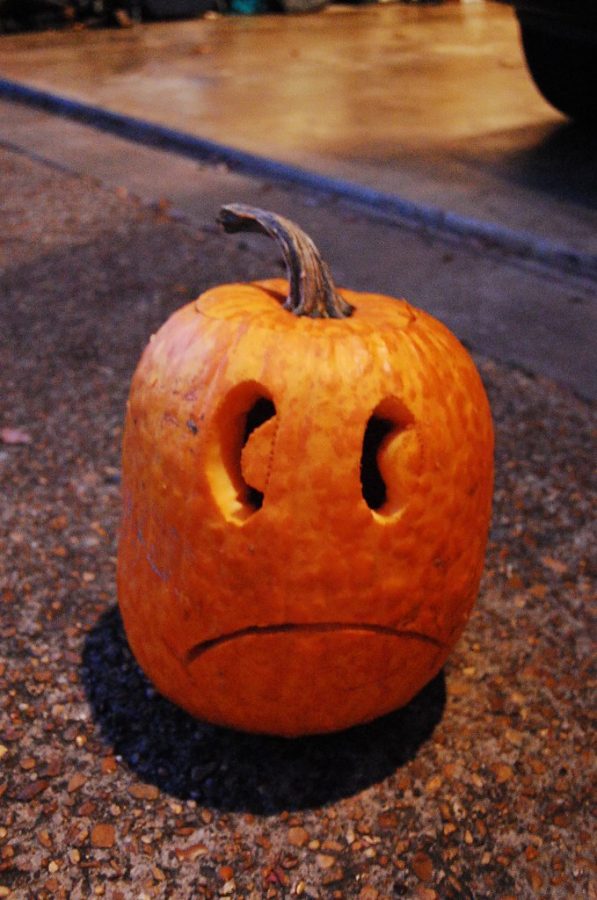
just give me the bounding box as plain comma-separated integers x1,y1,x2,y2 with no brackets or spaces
206,382,277,523
360,397,416,517
361,416,395,510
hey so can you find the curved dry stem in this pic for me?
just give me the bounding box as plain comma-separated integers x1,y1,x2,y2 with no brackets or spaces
218,203,354,319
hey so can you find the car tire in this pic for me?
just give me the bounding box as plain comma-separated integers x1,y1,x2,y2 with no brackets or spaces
519,22,597,124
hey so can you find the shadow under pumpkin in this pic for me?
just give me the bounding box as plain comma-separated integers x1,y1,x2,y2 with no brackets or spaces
81,606,446,813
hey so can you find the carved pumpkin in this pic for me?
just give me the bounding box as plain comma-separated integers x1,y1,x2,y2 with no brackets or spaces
117,204,494,737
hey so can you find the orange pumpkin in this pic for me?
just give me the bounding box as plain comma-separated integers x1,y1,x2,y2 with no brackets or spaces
117,204,493,737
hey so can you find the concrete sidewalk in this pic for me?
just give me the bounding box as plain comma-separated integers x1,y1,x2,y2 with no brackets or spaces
1,97,595,399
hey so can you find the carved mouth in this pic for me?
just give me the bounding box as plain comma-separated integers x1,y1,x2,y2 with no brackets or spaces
185,622,443,665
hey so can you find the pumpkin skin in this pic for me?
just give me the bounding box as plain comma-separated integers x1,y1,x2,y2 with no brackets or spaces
117,206,494,737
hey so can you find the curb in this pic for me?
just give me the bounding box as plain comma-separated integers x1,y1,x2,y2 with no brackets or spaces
1,76,596,282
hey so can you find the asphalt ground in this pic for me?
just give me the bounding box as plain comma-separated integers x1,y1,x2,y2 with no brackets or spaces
0,138,595,899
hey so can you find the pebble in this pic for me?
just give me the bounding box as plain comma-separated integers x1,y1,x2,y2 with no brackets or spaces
358,888,379,900
16,780,49,801
412,852,434,882
101,757,118,775
90,824,116,849
67,773,87,793
287,827,310,848
129,783,159,801
38,829,53,849
493,764,514,784
424,775,442,794
414,887,437,900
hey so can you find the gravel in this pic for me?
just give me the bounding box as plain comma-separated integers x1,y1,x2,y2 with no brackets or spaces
0,146,595,899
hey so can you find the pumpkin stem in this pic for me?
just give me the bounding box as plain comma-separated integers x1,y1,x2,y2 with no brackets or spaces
218,204,354,319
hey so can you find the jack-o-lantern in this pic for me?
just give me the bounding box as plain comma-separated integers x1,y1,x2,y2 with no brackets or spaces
117,204,493,737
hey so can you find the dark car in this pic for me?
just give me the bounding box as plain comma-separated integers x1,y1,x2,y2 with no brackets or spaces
513,0,597,123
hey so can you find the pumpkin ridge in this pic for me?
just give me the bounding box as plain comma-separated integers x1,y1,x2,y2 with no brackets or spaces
184,622,444,664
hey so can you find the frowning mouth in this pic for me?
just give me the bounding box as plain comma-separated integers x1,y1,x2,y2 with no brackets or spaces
184,622,444,665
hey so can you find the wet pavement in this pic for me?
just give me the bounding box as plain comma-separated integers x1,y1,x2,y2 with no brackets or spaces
1,0,596,261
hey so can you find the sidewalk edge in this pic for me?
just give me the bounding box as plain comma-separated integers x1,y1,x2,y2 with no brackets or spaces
1,77,596,283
